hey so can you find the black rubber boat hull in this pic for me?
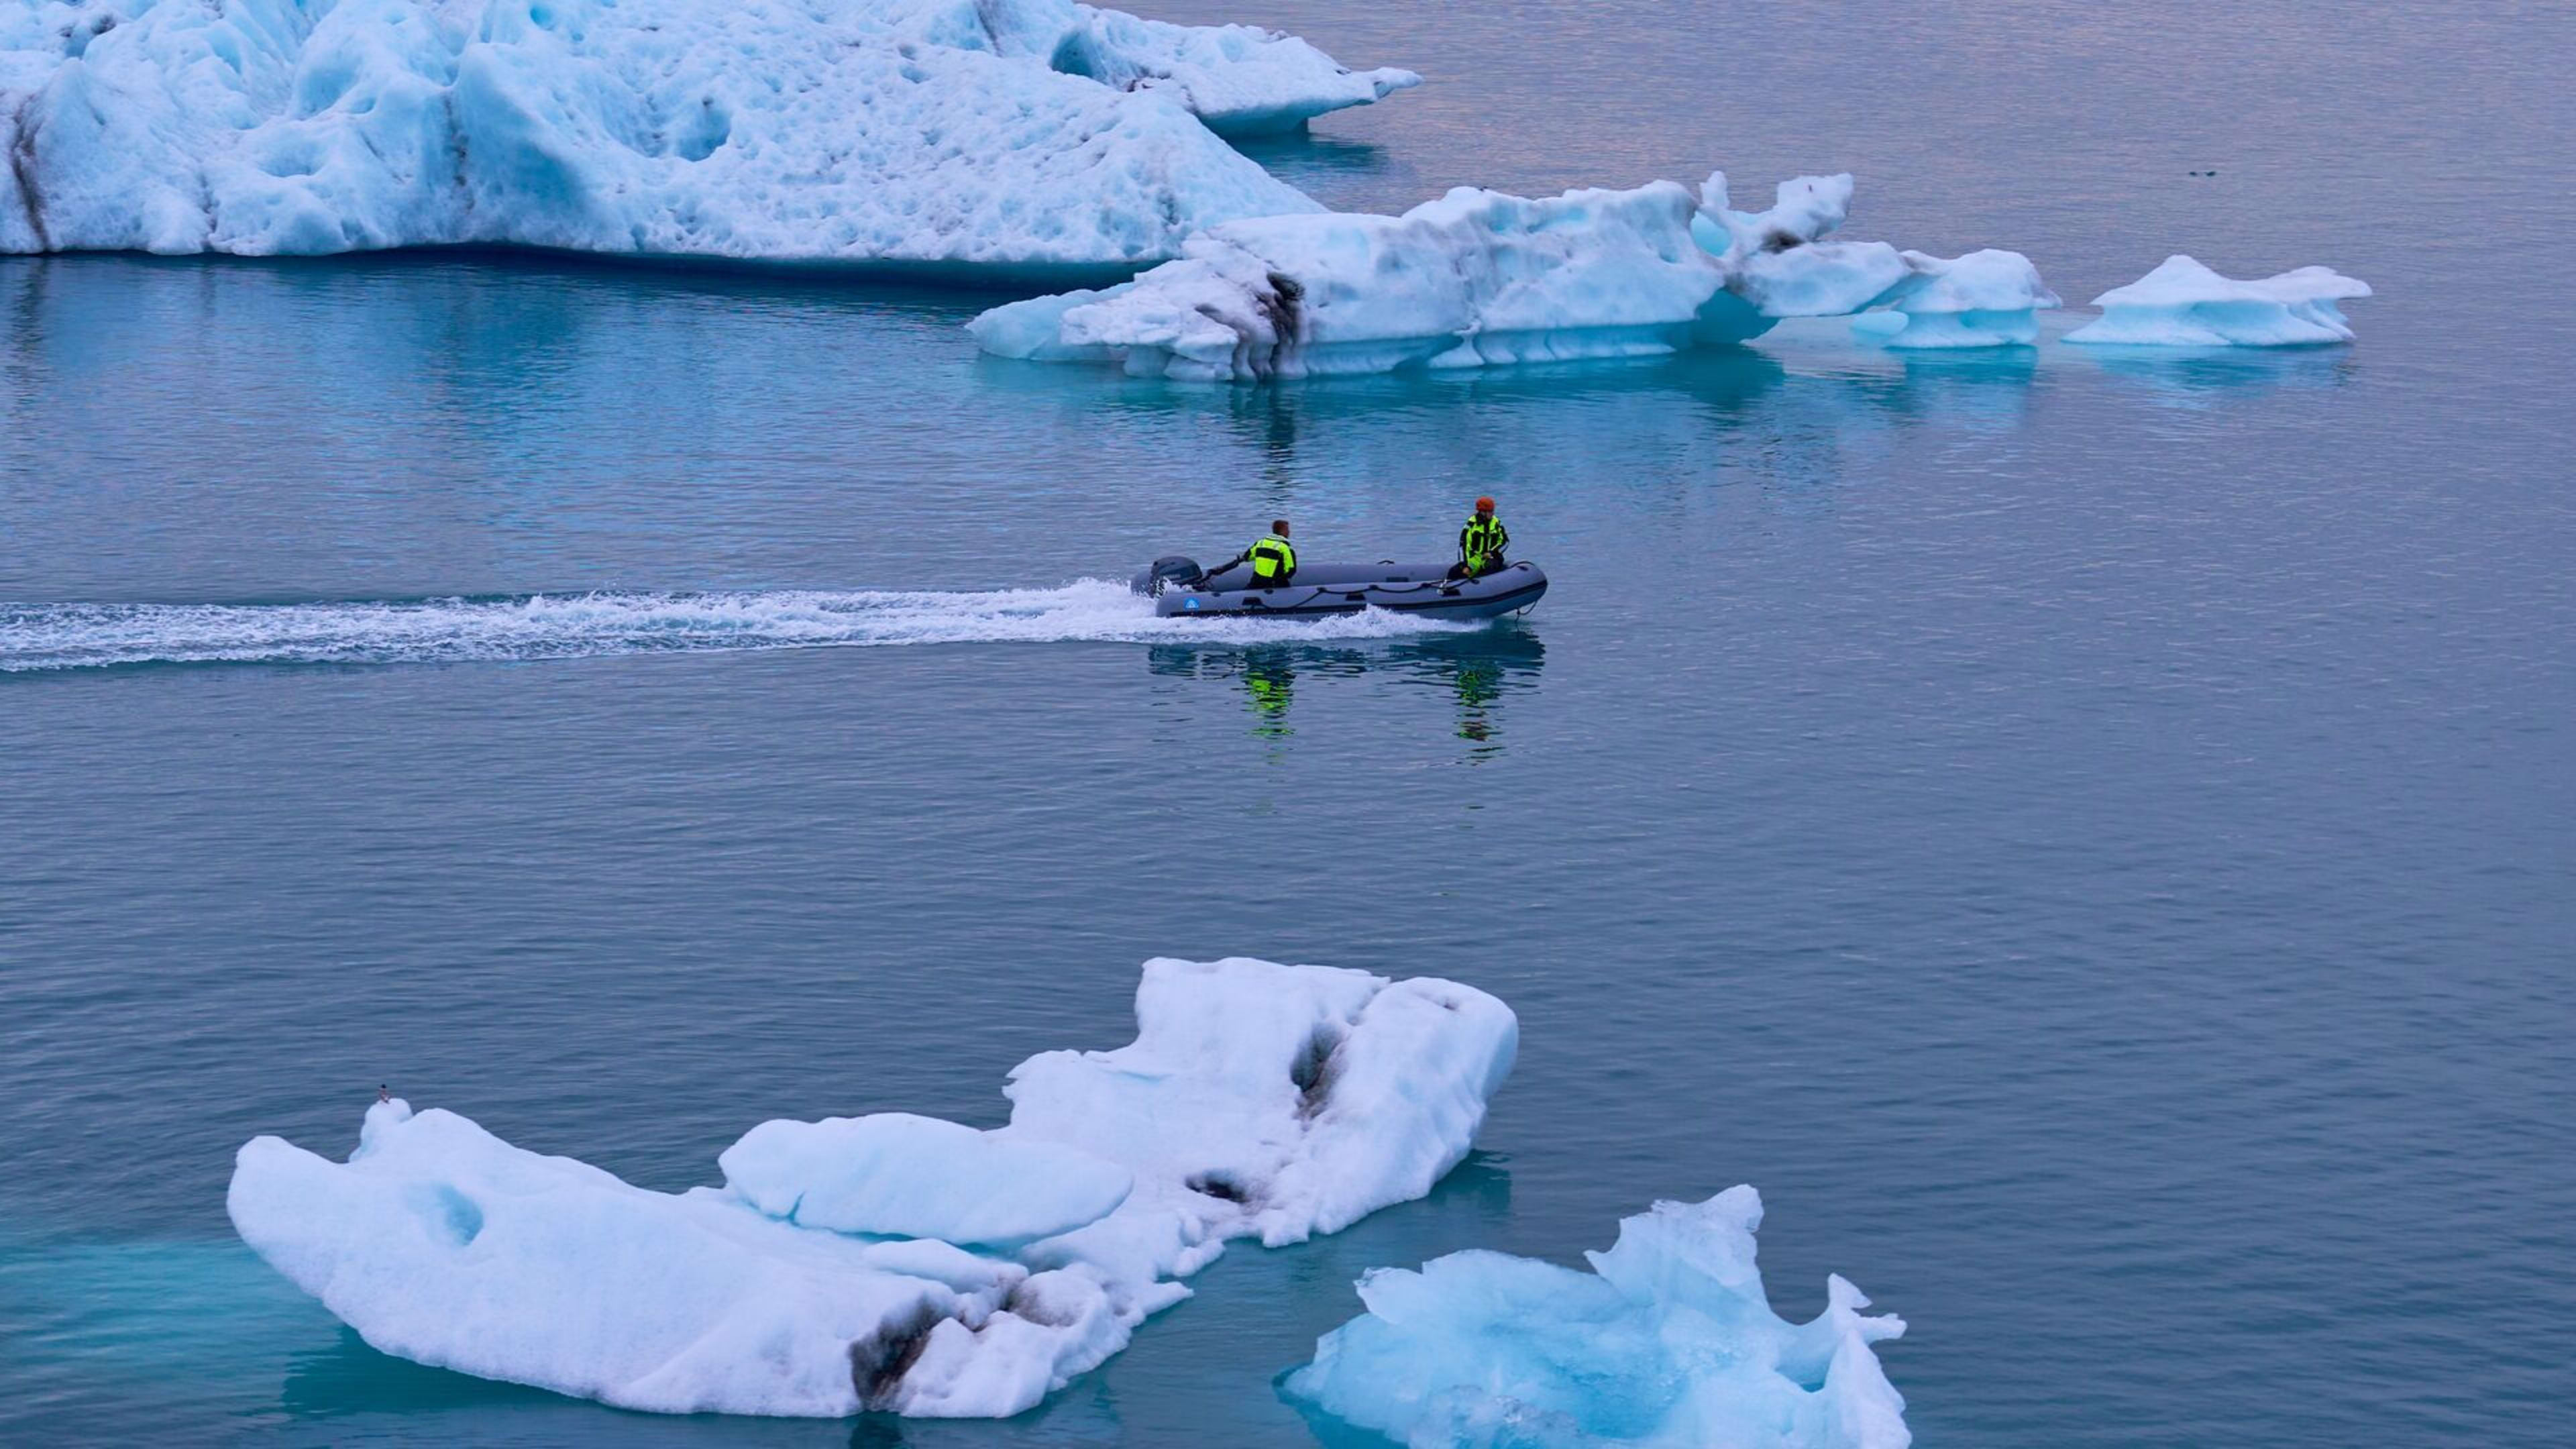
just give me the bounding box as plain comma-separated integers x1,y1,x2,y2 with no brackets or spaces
1140,559,1548,621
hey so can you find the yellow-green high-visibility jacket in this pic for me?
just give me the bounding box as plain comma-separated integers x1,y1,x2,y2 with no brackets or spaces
1250,533,1297,582
1459,515,1510,573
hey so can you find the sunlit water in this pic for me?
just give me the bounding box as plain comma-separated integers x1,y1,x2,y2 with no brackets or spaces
4,2,2571,1446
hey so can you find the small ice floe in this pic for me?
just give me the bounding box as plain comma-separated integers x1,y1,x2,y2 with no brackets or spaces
2065,255,2371,346
1281,1186,1910,1448
1849,248,2063,349
1060,6,1419,137
226,958,1515,1418
970,170,2053,380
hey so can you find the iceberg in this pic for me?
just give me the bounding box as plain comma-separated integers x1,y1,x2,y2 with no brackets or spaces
0,0,1413,267
1849,248,2061,349
1057,5,1417,138
227,957,1517,1418
969,170,2053,379
1281,1187,1909,1449
2065,254,2370,346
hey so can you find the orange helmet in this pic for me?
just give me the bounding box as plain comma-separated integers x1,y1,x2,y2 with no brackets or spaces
1474,496,1495,512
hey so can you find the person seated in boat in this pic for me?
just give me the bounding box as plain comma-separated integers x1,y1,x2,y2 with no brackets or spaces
1448,497,1509,580
1208,519,1297,589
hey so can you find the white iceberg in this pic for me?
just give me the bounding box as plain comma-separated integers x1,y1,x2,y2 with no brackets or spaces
2065,254,2369,346
1849,248,2061,349
1057,5,1417,138
1281,1187,1909,1449
227,957,1517,1418
969,170,2053,379
0,0,1414,266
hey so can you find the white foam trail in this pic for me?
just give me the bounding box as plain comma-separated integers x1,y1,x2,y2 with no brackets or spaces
0,580,1477,672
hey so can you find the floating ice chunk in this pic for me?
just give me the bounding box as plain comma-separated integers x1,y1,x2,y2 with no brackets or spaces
1281,1187,1910,1448
0,0,1415,266
719,1113,1133,1249
971,170,1947,380
1005,959,1519,1272
965,283,1138,364
229,1097,999,1417
1061,6,1420,137
1691,173,1911,319
1730,241,1913,319
2065,254,2370,346
978,180,1758,380
227,957,1516,1418
1851,248,2062,348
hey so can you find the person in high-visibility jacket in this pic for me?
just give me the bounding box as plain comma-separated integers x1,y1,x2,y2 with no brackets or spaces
1448,496,1509,580
1210,519,1297,588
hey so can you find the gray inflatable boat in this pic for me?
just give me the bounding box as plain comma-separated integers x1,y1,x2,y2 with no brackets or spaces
1132,555,1548,621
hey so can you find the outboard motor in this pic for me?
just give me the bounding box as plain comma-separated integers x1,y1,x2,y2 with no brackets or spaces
1132,555,1205,598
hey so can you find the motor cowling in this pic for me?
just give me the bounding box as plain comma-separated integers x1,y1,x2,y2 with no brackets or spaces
1133,555,1205,597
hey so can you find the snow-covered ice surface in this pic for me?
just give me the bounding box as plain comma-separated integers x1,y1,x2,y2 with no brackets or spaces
0,580,1481,672
970,171,2054,379
227,958,1517,1417
2065,254,2369,346
0,0,1412,268
1281,1187,1909,1449
719,1114,1136,1250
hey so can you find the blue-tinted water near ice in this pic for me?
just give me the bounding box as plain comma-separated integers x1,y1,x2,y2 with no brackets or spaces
3,1,2571,1444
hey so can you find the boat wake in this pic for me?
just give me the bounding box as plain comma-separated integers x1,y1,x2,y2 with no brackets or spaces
0,581,1478,673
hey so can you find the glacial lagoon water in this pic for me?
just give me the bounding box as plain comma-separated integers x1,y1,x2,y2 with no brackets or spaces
4,1,2573,1444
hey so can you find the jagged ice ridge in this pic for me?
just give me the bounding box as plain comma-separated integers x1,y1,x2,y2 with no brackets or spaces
967,172,2064,380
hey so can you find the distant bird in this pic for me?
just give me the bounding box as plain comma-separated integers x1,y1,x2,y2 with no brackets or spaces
378,1083,390,1104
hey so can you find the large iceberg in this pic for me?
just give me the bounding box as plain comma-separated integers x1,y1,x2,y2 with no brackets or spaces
968,171,2056,379
227,957,1517,1417
0,0,1413,266
1281,1187,1909,1448
2065,254,2369,346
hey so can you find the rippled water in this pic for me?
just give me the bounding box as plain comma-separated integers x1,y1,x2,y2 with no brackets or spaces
5,2,2573,1446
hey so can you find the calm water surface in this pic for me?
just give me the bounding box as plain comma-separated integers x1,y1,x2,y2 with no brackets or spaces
5,2,2571,1445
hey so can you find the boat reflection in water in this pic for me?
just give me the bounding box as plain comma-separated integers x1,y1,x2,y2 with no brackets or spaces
1146,626,1547,759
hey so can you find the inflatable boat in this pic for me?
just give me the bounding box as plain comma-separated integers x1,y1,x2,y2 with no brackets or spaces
1132,555,1548,621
